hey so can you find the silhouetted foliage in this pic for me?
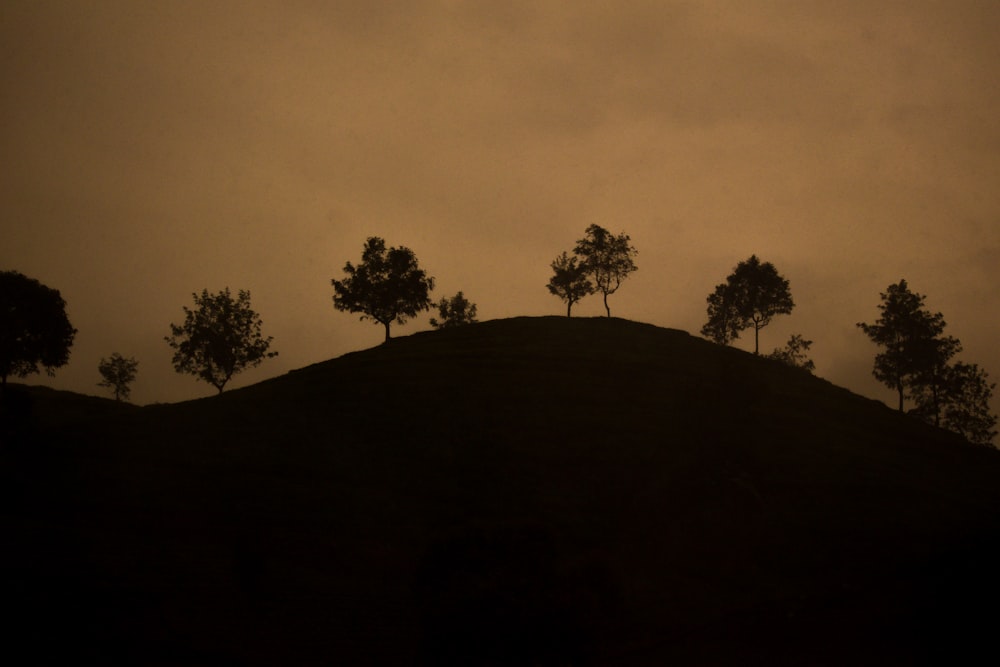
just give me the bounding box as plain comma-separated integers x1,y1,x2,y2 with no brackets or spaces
97,353,139,402
430,291,477,329
332,237,435,342
701,255,794,354
165,288,277,394
546,251,594,317
935,363,997,446
767,334,815,373
857,280,957,413
0,270,77,389
573,225,637,317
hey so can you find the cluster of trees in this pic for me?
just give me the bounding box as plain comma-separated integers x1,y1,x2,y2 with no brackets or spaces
858,280,997,446
546,225,638,317
1,247,996,446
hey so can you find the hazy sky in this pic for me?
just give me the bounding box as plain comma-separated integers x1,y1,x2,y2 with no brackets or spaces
3,1,999,410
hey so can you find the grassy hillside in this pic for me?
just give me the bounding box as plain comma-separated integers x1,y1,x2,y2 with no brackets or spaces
3,316,999,665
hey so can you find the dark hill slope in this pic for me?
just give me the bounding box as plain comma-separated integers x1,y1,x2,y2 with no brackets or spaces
4,317,1000,665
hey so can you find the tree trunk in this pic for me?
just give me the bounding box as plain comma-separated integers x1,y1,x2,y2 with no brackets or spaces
603,292,611,317
567,302,572,317
383,320,391,342
897,382,904,412
754,324,760,355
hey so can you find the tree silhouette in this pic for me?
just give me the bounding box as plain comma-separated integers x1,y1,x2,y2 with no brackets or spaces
165,288,277,394
546,251,594,317
767,334,815,373
0,270,77,390
931,362,997,446
430,291,478,329
573,225,637,317
701,255,794,354
97,353,139,402
857,280,956,413
332,237,435,342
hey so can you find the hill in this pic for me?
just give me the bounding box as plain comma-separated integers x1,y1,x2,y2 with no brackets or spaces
3,316,1000,665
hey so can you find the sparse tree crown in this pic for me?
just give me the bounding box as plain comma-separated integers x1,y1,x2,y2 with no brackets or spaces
572,225,637,317
332,237,435,342
165,288,277,394
701,255,794,354
767,334,815,373
431,291,478,329
97,353,139,402
0,270,77,389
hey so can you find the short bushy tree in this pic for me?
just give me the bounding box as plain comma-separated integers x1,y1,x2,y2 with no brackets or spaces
546,252,594,317
430,291,478,329
97,353,139,402
573,225,637,317
166,288,277,394
0,270,77,389
332,237,435,342
701,255,794,354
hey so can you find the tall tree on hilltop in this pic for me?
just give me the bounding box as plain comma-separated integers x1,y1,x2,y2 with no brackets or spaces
166,288,277,394
546,251,594,317
332,237,435,342
701,255,794,355
0,270,76,390
857,280,955,413
573,225,637,317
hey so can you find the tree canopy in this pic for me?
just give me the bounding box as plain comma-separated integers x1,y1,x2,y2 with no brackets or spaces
857,280,956,413
573,225,637,317
0,270,77,389
546,251,594,317
165,288,277,394
430,291,478,329
332,237,435,342
858,279,996,445
701,255,794,354
97,353,139,402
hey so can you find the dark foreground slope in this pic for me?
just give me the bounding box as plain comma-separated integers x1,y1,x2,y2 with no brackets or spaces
3,317,1000,665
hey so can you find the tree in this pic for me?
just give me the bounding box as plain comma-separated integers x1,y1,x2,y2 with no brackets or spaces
934,363,997,446
0,270,77,390
573,225,637,317
332,237,435,342
165,288,277,394
97,353,139,402
701,255,794,354
857,280,956,413
430,291,478,329
766,334,816,373
546,251,594,317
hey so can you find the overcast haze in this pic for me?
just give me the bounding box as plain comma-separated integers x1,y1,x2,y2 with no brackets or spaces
3,1,999,411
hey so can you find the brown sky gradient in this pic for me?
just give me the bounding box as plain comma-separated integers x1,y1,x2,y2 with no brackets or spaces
3,1,999,411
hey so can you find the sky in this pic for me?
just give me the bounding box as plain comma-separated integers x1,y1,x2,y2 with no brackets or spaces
3,0,999,412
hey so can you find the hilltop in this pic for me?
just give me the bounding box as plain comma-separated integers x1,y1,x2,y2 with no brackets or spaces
3,316,999,665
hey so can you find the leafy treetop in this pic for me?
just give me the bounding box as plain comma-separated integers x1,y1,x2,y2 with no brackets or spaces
430,291,478,329
165,288,277,394
0,270,77,389
332,237,435,342
701,255,794,354
97,353,139,402
573,225,637,317
546,251,594,317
